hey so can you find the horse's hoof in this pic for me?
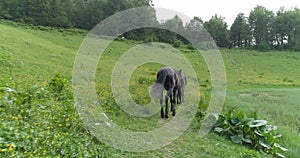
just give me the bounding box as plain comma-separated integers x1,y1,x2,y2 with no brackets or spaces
161,111,164,118
172,112,176,116
165,114,169,118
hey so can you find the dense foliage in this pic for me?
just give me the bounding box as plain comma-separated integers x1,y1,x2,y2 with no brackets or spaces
214,107,288,158
210,6,300,51
0,75,101,157
0,0,153,29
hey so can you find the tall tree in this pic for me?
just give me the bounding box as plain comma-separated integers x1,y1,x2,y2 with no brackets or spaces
230,13,251,47
160,15,185,44
204,14,230,48
0,1,21,20
185,16,206,40
249,6,274,49
185,16,213,48
273,8,290,48
287,8,300,50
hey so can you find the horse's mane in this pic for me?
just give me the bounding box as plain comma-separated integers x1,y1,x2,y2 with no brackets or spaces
156,69,168,85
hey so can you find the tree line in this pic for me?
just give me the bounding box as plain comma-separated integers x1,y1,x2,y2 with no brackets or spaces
158,6,300,51
0,1,299,51
128,5,300,51
230,6,300,51
0,0,153,30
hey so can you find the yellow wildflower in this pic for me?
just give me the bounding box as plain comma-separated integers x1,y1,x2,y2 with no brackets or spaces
12,116,19,120
56,134,61,138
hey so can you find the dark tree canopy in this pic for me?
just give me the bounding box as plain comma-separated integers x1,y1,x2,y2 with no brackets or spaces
230,13,251,47
204,15,230,48
0,0,153,29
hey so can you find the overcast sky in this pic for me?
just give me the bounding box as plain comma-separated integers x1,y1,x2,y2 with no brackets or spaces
152,0,299,26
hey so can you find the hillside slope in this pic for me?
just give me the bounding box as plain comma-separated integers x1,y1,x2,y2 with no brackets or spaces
1,21,299,157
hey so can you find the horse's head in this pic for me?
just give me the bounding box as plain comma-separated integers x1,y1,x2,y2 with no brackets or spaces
175,69,187,87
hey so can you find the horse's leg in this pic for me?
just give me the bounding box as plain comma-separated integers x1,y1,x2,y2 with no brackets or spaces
172,102,176,116
172,89,177,116
165,95,169,118
164,95,168,118
171,89,175,112
160,92,164,118
177,88,181,104
165,88,173,118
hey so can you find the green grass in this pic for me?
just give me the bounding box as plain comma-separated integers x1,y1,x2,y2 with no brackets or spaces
0,20,299,157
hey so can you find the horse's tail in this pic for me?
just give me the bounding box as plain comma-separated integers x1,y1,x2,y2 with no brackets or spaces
149,69,167,100
149,83,164,100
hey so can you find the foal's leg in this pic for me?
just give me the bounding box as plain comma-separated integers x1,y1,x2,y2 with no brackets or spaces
177,88,181,104
181,88,185,103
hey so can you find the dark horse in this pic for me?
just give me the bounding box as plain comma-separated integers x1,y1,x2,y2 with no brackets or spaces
153,67,187,118
174,69,187,104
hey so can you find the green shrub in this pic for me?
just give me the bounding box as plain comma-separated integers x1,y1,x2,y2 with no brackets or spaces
0,74,113,157
172,40,182,48
214,107,288,158
48,73,72,101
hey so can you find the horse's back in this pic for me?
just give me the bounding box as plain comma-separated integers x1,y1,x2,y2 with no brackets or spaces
156,67,176,90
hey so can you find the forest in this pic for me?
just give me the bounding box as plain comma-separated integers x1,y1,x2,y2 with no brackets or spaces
0,0,299,50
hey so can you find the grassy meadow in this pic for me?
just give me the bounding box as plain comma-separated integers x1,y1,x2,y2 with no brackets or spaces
0,20,300,157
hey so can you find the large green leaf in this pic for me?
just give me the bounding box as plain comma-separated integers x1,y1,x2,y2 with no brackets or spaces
259,125,277,133
274,134,282,139
230,132,243,144
254,130,264,136
231,118,240,125
214,120,224,127
249,120,267,127
275,152,286,158
214,127,224,133
242,135,252,144
233,111,245,120
231,135,242,144
274,143,289,151
258,138,271,149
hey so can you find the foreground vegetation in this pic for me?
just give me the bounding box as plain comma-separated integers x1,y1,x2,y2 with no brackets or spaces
0,21,299,157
